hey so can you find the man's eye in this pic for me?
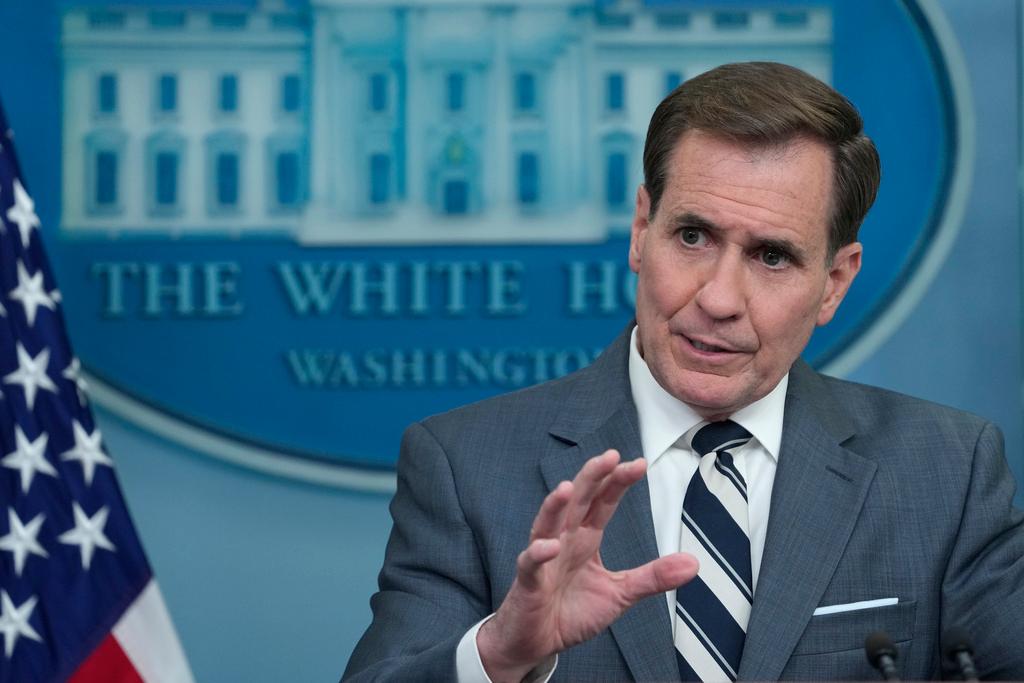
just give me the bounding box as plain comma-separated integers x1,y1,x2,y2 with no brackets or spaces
760,248,789,268
679,228,706,246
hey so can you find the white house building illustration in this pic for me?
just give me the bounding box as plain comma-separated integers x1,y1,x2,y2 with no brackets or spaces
60,1,832,244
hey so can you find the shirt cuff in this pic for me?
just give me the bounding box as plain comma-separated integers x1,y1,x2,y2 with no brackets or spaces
455,614,558,683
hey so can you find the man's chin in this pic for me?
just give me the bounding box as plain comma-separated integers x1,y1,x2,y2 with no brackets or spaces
662,375,753,419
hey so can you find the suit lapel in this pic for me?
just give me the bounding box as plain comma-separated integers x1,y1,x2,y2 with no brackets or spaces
542,327,679,683
540,337,877,681
738,363,877,681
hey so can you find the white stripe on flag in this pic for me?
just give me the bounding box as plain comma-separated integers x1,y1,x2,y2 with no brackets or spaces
112,580,195,683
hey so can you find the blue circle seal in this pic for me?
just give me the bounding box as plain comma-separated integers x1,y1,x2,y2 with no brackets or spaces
39,0,969,489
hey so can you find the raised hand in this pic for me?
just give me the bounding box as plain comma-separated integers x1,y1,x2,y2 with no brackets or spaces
476,449,699,682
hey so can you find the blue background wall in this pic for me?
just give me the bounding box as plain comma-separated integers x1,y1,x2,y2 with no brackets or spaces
1,1,1021,681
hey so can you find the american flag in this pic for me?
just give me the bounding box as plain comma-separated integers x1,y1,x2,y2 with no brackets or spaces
0,102,193,681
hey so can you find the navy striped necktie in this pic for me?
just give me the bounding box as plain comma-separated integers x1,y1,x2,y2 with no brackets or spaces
675,420,753,682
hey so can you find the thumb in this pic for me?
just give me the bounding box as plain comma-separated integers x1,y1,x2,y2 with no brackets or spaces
619,552,699,604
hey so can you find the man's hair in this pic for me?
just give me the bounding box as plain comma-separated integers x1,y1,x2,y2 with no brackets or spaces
642,61,880,261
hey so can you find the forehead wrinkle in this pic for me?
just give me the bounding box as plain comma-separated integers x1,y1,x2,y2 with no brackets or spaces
660,132,834,260
669,186,821,245
677,161,820,207
669,133,833,211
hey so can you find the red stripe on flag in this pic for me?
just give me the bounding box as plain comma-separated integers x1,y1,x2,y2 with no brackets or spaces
69,633,145,683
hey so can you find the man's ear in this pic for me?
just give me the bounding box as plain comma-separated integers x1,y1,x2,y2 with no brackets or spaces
816,241,863,326
629,185,651,274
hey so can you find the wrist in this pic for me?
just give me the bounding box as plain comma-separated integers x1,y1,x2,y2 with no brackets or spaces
476,616,542,683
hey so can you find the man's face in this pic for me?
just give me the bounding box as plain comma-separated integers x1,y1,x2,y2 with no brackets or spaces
629,130,862,419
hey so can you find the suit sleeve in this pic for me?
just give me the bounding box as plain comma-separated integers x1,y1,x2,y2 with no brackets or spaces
343,421,493,682
941,421,1024,679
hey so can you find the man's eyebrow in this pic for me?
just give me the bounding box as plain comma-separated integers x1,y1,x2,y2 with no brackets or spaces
672,212,720,234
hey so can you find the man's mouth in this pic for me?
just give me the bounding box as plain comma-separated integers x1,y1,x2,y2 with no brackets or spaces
685,336,738,354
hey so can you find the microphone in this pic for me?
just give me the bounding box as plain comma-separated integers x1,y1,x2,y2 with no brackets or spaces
865,631,901,681
941,627,979,681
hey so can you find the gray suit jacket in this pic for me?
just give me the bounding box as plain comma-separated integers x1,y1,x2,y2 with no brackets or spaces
344,327,1024,681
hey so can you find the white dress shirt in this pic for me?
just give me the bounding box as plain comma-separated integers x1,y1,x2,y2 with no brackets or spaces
456,327,788,681
629,327,787,626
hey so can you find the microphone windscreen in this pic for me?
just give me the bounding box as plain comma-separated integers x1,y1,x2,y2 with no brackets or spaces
941,626,973,657
865,631,897,666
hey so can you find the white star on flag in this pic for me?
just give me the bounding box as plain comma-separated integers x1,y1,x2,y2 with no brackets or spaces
0,99,195,680
0,590,43,659
5,178,40,249
3,343,58,410
61,420,113,486
0,508,48,576
1,426,55,494
58,503,116,571
62,357,89,406
8,261,56,327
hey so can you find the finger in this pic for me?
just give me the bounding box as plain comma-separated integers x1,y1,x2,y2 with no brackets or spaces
581,457,647,530
529,480,573,541
516,537,562,591
617,552,700,605
564,449,621,529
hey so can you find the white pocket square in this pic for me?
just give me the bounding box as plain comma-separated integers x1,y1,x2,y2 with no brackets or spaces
813,597,898,616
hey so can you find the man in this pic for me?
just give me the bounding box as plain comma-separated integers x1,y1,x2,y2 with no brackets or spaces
344,62,1024,681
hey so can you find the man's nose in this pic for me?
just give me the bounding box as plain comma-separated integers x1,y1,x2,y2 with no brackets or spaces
694,251,747,320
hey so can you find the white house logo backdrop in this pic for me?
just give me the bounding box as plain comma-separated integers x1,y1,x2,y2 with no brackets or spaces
34,0,967,488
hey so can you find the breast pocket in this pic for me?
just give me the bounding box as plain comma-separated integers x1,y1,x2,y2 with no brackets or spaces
793,600,917,656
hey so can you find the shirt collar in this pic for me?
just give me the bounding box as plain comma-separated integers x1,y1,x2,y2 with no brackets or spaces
627,326,788,464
